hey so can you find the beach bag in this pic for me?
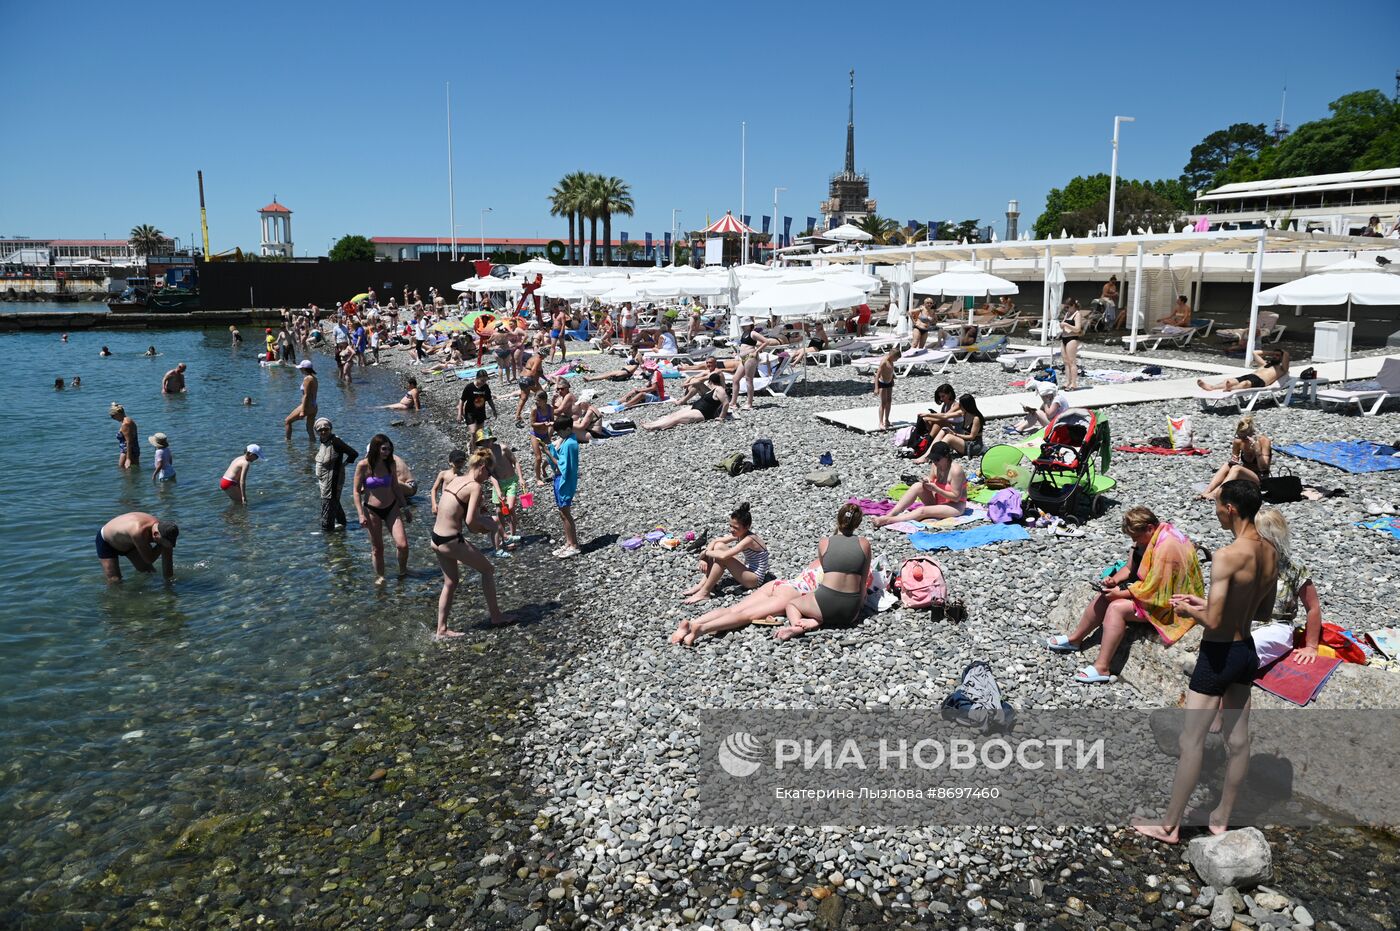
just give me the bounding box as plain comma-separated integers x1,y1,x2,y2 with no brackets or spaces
1168,415,1194,450
864,555,896,613
1262,467,1302,503
715,453,748,477
751,438,778,470
1251,623,1296,667
895,557,948,612
891,426,913,447
805,468,840,487
987,488,1024,524
940,661,1016,734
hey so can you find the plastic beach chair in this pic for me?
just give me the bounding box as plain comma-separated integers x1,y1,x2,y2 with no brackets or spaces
1314,357,1400,416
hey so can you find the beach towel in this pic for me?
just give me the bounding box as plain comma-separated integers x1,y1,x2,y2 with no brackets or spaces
1277,441,1400,474
1126,522,1205,645
1366,627,1400,660
1113,445,1211,456
1254,655,1342,706
880,507,985,534
848,497,897,516
1358,516,1400,540
909,523,1030,552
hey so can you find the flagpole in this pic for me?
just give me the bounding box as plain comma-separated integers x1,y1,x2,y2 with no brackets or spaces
446,81,457,262
740,121,747,266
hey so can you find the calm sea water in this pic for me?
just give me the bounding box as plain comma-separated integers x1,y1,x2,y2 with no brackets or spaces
0,309,472,898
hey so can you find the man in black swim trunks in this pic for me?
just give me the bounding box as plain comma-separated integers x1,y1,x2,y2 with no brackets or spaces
1134,480,1277,845
1197,349,1289,393
458,370,497,427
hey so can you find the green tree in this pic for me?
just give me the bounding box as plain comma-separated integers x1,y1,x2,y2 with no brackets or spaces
128,224,168,256
1060,184,1182,237
1034,175,1111,238
852,214,900,244
328,235,376,262
594,176,634,266
933,219,981,242
1357,121,1400,170
1180,122,1273,192
550,171,591,265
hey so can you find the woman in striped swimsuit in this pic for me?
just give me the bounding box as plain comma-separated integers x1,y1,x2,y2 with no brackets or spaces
682,502,770,604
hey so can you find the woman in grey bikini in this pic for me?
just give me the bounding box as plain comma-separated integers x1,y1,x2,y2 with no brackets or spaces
776,503,871,640
430,448,510,636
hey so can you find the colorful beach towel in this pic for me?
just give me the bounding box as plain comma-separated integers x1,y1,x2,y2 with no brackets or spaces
1367,627,1400,660
1113,445,1211,456
1277,441,1400,473
1254,655,1342,706
848,497,897,517
1126,522,1205,645
1358,517,1400,540
909,523,1030,552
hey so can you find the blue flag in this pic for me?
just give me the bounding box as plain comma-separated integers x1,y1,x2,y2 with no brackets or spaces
761,215,770,234
783,216,792,248
742,214,751,229
645,232,652,259
663,232,672,261
620,231,628,262
806,217,816,235
907,219,917,231
929,220,939,239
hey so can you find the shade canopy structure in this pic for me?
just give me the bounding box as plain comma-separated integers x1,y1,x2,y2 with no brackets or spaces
536,279,589,299
823,222,874,242
911,263,1019,296
701,212,756,236
461,276,523,293
1256,258,1400,380
735,280,866,319
509,258,565,276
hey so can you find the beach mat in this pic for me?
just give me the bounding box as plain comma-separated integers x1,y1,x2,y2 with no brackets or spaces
909,523,1030,552
1358,517,1400,540
1254,655,1342,706
1277,441,1400,473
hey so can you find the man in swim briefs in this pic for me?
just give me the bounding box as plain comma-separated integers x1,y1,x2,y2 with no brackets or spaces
1133,479,1277,844
1198,350,1290,393
96,512,178,583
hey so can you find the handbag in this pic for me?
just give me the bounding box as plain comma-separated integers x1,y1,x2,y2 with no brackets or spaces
1261,467,1302,503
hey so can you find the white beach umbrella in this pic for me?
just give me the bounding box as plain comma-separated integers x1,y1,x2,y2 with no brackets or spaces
537,278,589,299
510,258,565,276
1257,257,1400,380
735,279,866,319
467,276,523,293
824,222,874,242
1043,261,1068,342
912,262,1019,324
600,284,645,303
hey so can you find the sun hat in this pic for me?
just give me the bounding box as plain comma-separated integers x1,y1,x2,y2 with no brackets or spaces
1035,381,1057,396
148,433,169,448
246,444,263,459
297,359,315,370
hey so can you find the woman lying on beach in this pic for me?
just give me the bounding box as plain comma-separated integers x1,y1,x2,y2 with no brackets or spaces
683,502,770,604
1200,416,1270,499
1045,506,1204,683
916,393,984,459
584,347,644,382
774,503,872,641
642,373,728,431
875,442,967,526
670,559,822,645
1197,349,1290,393
381,377,422,411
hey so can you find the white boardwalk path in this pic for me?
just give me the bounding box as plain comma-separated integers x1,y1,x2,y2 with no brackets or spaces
813,346,1400,434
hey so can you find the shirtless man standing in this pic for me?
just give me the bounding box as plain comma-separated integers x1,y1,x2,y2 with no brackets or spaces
95,512,179,583
161,362,187,394
1133,479,1277,843
285,360,319,439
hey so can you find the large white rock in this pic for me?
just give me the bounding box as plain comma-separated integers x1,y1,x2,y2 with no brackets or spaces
1186,828,1273,890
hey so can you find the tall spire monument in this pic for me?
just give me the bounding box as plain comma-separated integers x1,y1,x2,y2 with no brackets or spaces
820,69,876,231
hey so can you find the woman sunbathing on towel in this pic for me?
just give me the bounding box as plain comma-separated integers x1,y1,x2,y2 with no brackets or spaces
642,373,727,430
583,347,643,382
1045,507,1204,683
1197,349,1289,392
875,442,967,526
1199,416,1270,499
670,558,821,645
774,503,872,641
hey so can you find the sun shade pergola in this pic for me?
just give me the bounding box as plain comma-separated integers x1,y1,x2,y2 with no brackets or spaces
786,229,1394,359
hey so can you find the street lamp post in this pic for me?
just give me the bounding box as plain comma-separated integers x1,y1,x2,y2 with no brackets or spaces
772,187,787,263
479,208,493,260
1107,115,1135,238
671,209,681,265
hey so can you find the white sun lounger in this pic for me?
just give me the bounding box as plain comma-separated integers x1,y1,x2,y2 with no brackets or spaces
1196,375,1300,413
997,347,1061,372
852,348,958,377
1314,358,1400,416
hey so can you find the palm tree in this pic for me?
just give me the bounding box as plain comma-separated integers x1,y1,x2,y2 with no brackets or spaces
853,214,900,244
129,224,167,256
894,224,928,245
558,171,592,265
581,174,606,267
594,176,634,267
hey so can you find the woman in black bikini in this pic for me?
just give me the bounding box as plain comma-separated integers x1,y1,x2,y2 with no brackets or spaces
353,433,411,583
775,503,871,640
642,373,728,431
1200,416,1271,499
430,448,509,637
922,393,984,459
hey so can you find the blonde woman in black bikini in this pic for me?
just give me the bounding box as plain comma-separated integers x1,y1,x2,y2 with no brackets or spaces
353,434,412,584
775,504,871,641
1200,416,1271,500
1059,299,1088,390
431,448,510,636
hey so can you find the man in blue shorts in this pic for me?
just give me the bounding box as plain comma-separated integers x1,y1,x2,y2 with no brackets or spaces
543,415,580,559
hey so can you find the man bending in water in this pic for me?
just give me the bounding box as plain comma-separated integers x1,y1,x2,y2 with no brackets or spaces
1133,479,1277,844
161,362,187,394
96,512,178,583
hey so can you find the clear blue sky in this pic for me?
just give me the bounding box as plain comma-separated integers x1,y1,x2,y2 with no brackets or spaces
3,0,1397,254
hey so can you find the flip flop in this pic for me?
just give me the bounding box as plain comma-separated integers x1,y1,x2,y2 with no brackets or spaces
620,537,644,550
1074,665,1113,684
751,616,785,627
1045,635,1079,653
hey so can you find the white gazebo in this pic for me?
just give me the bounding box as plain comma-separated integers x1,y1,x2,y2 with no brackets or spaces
259,198,294,258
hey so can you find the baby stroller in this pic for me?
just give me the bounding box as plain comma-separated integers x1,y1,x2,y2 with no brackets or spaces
1026,408,1113,518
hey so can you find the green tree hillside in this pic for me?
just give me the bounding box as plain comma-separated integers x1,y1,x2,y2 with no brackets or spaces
329,235,376,262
